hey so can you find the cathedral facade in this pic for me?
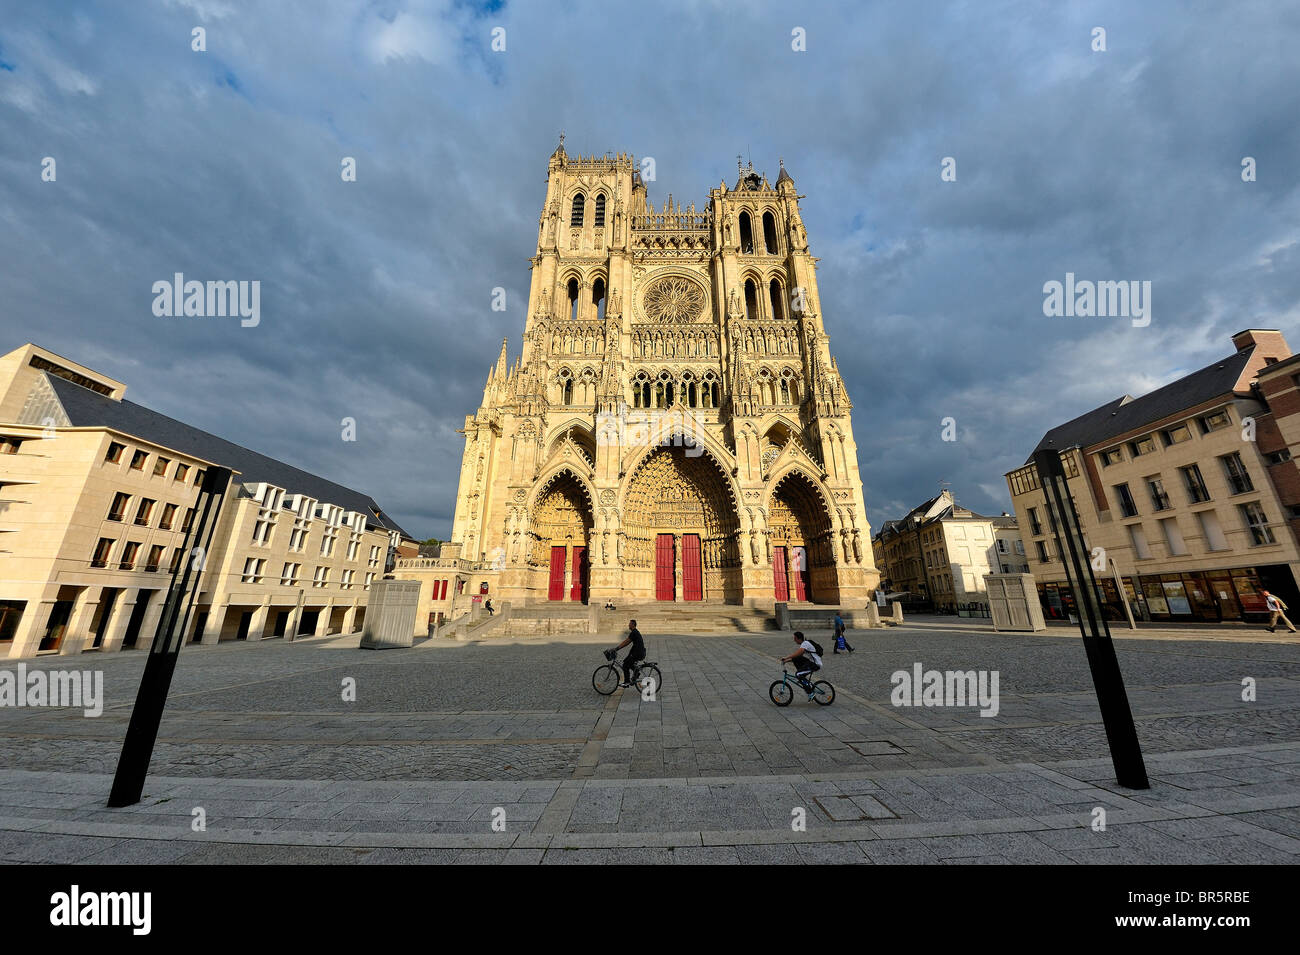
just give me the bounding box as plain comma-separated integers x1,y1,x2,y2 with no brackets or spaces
447,143,878,606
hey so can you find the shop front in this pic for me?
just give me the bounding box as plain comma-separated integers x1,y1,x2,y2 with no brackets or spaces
1036,565,1290,624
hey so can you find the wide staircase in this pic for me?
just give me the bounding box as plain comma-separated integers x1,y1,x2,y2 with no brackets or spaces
596,603,778,634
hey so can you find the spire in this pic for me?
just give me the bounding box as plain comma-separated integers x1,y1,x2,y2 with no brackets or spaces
495,337,509,378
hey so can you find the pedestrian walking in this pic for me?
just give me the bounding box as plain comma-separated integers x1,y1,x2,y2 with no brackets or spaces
832,611,854,653
484,598,494,616
1262,590,1296,633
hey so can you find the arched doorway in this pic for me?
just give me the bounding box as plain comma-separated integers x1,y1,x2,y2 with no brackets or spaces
623,446,741,602
531,472,593,602
769,471,836,603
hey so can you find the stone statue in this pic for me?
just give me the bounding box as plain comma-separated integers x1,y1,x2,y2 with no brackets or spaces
750,533,760,564
603,530,611,564
852,532,862,563
728,287,742,320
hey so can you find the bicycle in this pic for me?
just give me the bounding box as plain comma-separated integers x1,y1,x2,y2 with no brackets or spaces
769,668,834,706
592,648,662,697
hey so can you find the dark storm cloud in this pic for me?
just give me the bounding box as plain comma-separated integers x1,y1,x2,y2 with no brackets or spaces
1,0,1297,537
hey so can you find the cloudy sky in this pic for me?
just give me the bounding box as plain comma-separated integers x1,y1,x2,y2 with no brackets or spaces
2,0,1298,539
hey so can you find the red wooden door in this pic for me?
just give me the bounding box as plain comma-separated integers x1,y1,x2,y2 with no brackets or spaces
773,545,789,601
570,546,587,603
791,546,811,602
682,534,702,601
655,534,676,601
548,546,566,601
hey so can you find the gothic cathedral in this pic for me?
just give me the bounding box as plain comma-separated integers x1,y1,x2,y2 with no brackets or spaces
447,143,878,606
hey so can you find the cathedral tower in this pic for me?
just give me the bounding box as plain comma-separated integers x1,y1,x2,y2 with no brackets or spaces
448,142,878,606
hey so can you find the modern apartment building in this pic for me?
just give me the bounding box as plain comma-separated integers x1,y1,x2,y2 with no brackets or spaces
871,490,1026,612
1005,329,1300,623
0,344,413,658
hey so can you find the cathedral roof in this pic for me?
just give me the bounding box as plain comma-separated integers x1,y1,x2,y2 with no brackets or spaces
777,159,793,186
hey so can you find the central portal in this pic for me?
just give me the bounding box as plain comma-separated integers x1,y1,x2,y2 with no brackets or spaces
623,445,741,602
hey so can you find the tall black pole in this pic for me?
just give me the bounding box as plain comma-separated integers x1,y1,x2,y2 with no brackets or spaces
1033,448,1149,789
108,466,233,807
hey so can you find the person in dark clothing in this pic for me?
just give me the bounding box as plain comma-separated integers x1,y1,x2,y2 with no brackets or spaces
484,599,494,616
833,612,854,653
612,619,646,687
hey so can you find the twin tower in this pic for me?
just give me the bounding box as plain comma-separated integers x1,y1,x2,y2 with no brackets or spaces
447,142,878,606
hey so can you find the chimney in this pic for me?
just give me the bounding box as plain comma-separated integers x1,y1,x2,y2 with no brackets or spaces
1231,328,1289,358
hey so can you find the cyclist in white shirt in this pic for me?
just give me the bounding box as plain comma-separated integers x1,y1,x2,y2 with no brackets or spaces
781,630,823,701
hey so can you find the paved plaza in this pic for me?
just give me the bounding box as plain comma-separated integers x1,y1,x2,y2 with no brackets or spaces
1,619,1299,864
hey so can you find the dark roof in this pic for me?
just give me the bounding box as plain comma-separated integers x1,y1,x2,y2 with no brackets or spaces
1029,345,1256,461
45,375,412,538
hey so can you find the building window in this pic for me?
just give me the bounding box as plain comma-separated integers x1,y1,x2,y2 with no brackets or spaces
341,570,354,590
108,492,131,522
1146,477,1170,512
194,468,206,486
365,572,376,591
368,545,380,568
91,538,114,568
320,526,338,557
1027,507,1042,536
105,442,125,463
1197,509,1230,551
1220,452,1254,494
592,278,606,320
1099,447,1123,467
1199,409,1231,434
997,539,1007,553
593,193,605,228
1035,540,1049,562
119,541,141,571
130,449,148,470
313,566,330,588
1128,524,1152,559
1114,483,1139,518
168,548,184,574
1128,435,1157,457
174,463,190,482
1161,424,1192,447
153,457,170,477
290,527,307,552
181,508,195,533
744,279,758,320
280,563,300,586
160,503,177,530
134,498,156,526
0,438,24,454
1266,449,1292,465
241,558,265,583
1014,540,1024,556
739,212,754,254
145,545,165,572
1180,464,1210,503
762,211,778,254
767,280,785,321
1240,502,1275,546
1159,517,1187,556
570,193,585,227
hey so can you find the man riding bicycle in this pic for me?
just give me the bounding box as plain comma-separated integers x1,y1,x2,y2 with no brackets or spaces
609,619,646,688
781,631,823,701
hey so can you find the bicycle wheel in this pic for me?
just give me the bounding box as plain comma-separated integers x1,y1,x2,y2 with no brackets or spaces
592,664,620,695
635,664,662,697
769,680,793,706
812,681,835,705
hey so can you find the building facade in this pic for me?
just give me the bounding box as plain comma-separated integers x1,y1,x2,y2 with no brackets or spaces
872,490,1025,611
1005,329,1300,623
0,344,411,658
418,145,878,609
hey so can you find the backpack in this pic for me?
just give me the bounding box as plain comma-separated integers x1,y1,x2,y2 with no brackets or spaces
807,639,824,658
